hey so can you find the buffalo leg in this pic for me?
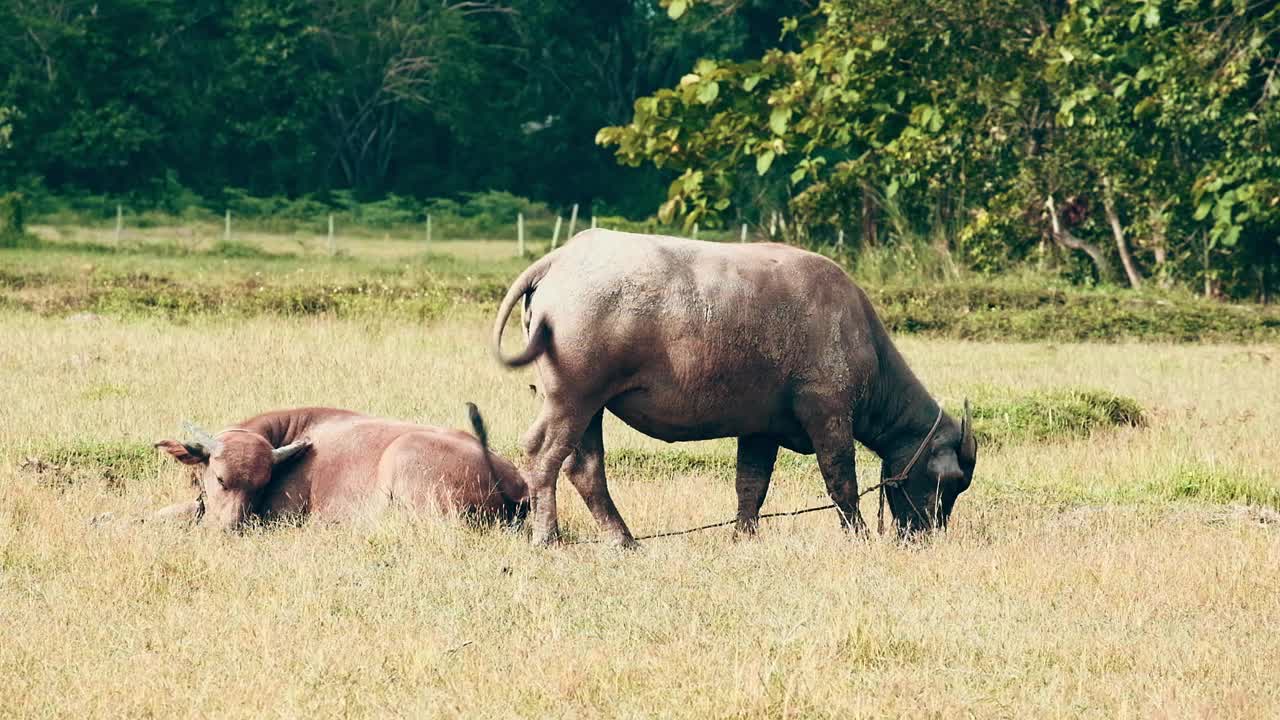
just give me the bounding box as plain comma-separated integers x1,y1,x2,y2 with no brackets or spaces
735,435,779,535
521,399,591,546
801,412,867,533
564,410,636,547
150,499,202,524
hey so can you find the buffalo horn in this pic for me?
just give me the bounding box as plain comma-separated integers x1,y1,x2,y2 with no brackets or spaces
271,439,311,465
959,399,976,463
181,421,220,455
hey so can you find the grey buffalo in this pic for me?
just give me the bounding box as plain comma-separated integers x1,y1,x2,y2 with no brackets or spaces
492,230,977,547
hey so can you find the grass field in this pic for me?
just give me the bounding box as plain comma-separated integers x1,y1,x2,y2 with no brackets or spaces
2,230,1279,717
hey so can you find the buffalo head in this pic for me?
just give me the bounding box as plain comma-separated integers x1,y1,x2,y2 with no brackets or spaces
155,423,310,530
882,400,977,536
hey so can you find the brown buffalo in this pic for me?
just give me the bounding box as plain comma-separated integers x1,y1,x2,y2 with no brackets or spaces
152,404,528,529
492,230,977,547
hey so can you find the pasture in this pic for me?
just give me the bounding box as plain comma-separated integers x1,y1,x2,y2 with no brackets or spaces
2,229,1279,717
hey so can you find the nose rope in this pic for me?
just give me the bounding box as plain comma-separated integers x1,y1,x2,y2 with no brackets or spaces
570,407,946,545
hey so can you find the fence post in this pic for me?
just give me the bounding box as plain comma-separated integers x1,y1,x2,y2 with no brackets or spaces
517,212,525,256
567,203,579,240
837,228,844,247
115,204,123,243
426,214,432,247
692,223,699,240
328,214,335,256
224,209,231,242
590,215,597,230
740,223,747,243
551,215,562,249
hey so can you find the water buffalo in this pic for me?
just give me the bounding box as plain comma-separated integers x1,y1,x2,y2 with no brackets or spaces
492,230,977,546
152,405,528,529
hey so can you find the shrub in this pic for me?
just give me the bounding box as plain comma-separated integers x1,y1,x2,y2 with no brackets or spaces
206,240,287,259
0,191,38,248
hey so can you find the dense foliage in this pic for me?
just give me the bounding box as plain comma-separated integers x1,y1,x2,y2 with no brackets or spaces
601,0,1280,298
0,0,798,216
2,0,1276,297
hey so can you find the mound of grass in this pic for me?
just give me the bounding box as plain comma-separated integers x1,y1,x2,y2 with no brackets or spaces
3,270,507,320
968,387,1145,447
869,283,1280,343
17,440,164,492
206,240,289,259
16,237,293,260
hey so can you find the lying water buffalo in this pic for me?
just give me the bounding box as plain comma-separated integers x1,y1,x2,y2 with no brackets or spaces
152,405,528,529
492,230,977,546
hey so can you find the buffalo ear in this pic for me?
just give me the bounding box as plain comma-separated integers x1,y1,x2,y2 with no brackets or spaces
155,439,208,465
959,398,977,466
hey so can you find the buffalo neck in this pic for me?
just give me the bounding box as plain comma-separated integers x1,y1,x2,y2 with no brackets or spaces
232,408,326,448
851,307,941,465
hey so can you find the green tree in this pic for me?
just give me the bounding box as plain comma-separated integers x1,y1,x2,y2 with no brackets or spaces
1042,0,1280,294
602,0,1280,297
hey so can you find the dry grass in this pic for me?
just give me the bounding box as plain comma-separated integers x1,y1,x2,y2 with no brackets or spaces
2,313,1279,718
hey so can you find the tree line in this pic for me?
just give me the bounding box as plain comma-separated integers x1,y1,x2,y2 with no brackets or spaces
0,0,798,217
2,0,1277,298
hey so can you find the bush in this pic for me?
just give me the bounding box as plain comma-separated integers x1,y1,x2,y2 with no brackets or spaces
207,240,287,259
0,191,38,248
426,190,554,237
1,191,24,234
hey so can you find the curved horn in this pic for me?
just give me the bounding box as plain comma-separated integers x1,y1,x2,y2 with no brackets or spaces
271,439,312,465
181,420,220,454
959,398,977,464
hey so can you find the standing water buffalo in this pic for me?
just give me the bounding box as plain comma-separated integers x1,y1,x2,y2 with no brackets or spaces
492,230,977,546
152,405,528,529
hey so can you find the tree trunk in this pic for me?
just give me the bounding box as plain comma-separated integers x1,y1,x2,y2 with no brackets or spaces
1149,199,1172,288
1046,195,1115,283
860,183,878,248
933,188,957,278
1101,177,1142,289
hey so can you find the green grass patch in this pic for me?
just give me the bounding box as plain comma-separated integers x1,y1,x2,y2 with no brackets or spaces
0,259,509,320
608,447,735,477
601,388,1144,483
1145,464,1280,509
969,387,1145,446
16,440,166,492
206,239,289,259
3,244,1279,342
607,447,822,480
